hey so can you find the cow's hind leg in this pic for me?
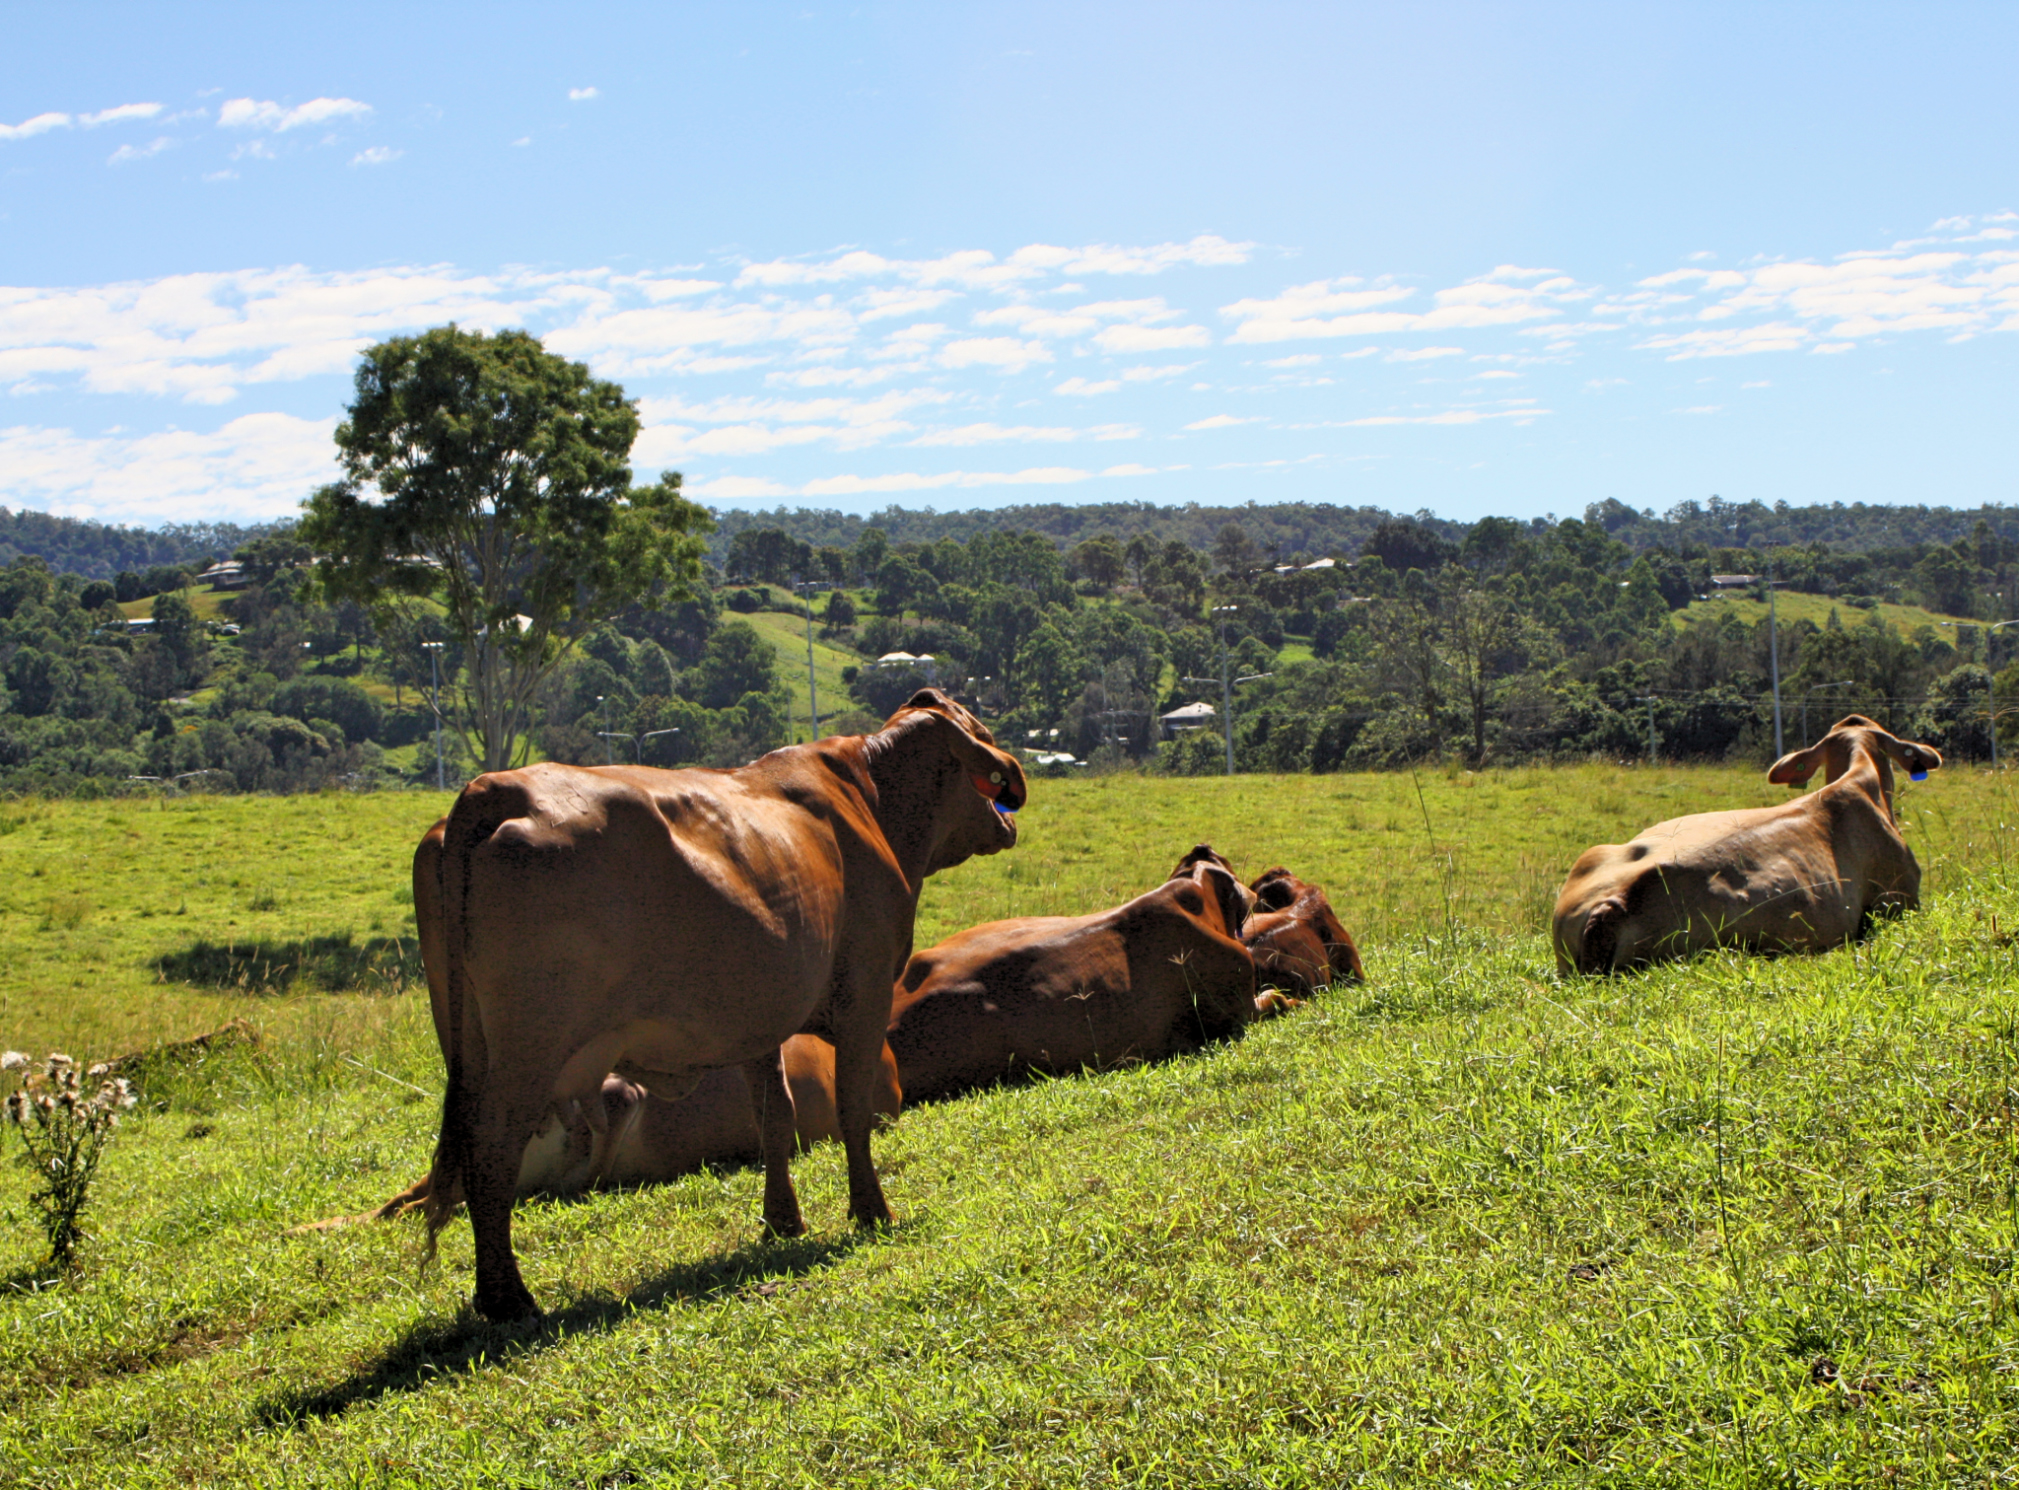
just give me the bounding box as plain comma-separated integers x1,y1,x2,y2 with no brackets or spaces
831,1026,894,1230
742,1051,806,1238
465,1087,546,1322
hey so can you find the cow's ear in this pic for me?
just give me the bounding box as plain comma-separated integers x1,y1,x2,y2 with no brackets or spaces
902,688,949,713
1766,741,1826,786
1879,733,1942,778
1197,863,1252,935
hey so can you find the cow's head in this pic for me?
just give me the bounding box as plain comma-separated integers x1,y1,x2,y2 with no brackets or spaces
1249,868,1365,983
866,688,1028,876
1169,844,1256,928
1767,714,1942,821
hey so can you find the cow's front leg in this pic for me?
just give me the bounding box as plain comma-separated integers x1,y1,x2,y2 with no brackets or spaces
831,1018,894,1230
741,1050,805,1238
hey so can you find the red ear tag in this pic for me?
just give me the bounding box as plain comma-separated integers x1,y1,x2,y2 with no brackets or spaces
970,773,1001,800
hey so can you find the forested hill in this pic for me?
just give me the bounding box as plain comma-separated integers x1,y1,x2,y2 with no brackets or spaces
6,498,2015,580
707,497,2019,565
0,508,279,580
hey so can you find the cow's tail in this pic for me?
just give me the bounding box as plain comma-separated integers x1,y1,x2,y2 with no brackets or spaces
421,787,500,1261
1579,895,1630,975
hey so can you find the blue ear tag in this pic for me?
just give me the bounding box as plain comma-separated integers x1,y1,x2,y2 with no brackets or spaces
994,800,1011,817
1910,770,1928,782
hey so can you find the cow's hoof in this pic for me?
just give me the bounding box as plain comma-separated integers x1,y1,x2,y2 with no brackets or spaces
763,1213,807,1240
850,1206,895,1231
474,1285,542,1323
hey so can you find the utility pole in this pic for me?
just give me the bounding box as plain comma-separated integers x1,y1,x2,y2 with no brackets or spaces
598,695,612,765
1212,605,1238,775
1638,694,1657,763
1766,564,1784,756
422,641,445,791
1983,619,2018,769
798,577,820,742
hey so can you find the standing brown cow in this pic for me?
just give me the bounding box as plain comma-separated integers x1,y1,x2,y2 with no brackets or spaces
1552,715,1940,975
426,689,1024,1320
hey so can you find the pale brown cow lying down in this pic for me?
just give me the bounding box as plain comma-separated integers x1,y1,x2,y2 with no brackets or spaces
886,849,1270,1104
324,1036,901,1229
1552,715,1941,975
1167,845,1366,996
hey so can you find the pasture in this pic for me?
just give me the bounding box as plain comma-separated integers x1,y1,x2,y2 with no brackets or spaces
2,762,2017,1486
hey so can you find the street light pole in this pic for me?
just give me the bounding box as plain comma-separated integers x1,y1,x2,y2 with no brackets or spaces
421,641,445,791
797,577,820,742
1766,564,1784,757
598,695,612,765
1211,605,1238,775
1637,695,1658,763
1987,620,2019,770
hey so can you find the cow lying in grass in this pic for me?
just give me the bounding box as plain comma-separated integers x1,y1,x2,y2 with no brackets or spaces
1242,867,1367,994
887,844,1362,1104
318,1036,902,1229
1552,715,1942,975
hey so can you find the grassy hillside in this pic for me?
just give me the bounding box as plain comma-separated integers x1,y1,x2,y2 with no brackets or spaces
2,765,2017,1485
734,607,871,741
1678,591,1981,639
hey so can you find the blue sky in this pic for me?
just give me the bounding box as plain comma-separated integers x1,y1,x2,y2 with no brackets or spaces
2,2,2015,528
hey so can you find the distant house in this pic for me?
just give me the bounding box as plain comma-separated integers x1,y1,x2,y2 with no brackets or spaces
1159,701,1217,739
197,560,249,590
1710,573,1759,589
125,616,156,633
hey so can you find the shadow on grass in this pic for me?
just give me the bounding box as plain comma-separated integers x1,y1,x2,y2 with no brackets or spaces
257,1228,872,1428
153,934,423,995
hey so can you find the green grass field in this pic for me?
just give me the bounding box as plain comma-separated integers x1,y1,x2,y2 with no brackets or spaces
3,763,2017,1486
1679,591,1981,639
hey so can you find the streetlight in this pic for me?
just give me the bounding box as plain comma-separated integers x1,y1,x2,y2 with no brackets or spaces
1800,680,1854,744
596,695,613,765
1636,694,1659,763
1211,605,1238,774
640,726,681,766
794,576,823,742
421,642,446,790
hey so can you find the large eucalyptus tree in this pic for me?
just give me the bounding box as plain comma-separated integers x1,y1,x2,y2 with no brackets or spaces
301,325,710,773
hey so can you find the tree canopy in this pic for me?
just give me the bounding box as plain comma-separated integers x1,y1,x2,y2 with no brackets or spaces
300,325,711,771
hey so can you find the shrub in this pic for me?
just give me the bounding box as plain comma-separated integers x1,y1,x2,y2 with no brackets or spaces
3,1051,137,1268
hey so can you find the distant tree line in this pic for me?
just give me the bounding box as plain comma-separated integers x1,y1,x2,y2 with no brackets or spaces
0,507,279,581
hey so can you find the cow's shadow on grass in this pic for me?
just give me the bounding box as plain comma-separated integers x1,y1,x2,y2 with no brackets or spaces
153,934,423,995
257,1228,872,1428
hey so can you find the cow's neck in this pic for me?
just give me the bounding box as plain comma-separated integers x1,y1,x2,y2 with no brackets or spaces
826,736,943,894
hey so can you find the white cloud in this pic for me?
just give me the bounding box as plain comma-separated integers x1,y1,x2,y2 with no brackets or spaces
910,422,1136,447
218,97,371,132
937,336,1051,371
0,111,73,142
1122,363,1197,381
736,235,1252,292
1386,346,1465,362
350,146,402,167
1335,406,1550,427
107,137,174,165
0,413,337,522
1471,370,1519,379
1093,322,1210,353
82,103,165,128
568,87,600,101
1262,354,1321,367
1223,266,1585,344
1185,414,1263,431
1053,377,1121,396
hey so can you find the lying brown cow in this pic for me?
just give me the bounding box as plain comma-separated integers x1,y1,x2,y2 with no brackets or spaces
1167,846,1365,995
427,688,1024,1320
1243,867,1367,993
886,849,1268,1104
1552,715,1941,975
342,1038,902,1227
